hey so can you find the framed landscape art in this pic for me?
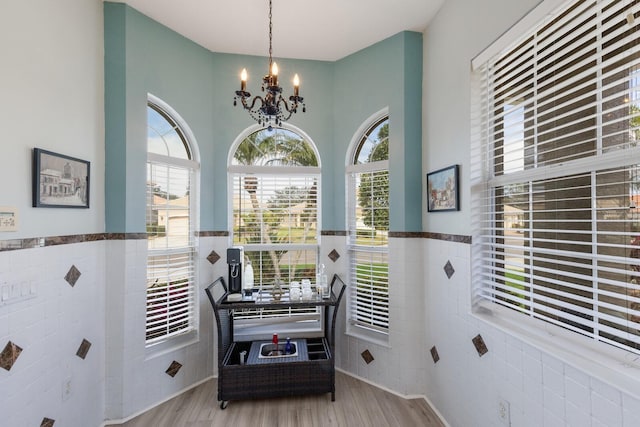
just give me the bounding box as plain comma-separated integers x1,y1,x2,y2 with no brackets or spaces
427,164,459,212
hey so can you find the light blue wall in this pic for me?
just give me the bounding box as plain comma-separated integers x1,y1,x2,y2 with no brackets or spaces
104,2,422,233
105,3,215,232
104,4,127,233
333,32,423,232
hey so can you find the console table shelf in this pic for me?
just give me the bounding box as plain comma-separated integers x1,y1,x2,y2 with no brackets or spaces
205,274,346,409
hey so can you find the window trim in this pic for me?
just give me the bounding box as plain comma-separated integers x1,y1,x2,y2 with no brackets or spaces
227,124,322,340
470,0,640,399
227,123,320,169
345,108,390,343
471,0,570,70
148,93,200,164
145,95,200,350
344,108,389,168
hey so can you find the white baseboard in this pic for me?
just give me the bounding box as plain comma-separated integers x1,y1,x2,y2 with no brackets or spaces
101,375,215,426
335,368,451,427
101,371,450,427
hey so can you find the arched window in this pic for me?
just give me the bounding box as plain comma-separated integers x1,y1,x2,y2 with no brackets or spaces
145,96,199,345
346,112,389,340
229,125,320,338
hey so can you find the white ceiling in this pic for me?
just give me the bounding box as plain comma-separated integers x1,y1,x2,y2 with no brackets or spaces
108,0,445,61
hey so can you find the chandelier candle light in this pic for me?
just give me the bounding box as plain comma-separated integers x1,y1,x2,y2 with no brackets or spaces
233,0,306,129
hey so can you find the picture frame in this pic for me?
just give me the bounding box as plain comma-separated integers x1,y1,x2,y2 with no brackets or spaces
427,164,459,212
32,148,90,208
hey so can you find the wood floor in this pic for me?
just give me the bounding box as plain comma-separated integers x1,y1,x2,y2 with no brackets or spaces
114,371,446,427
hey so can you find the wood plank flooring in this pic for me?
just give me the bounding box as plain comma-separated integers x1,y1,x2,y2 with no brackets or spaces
113,371,445,427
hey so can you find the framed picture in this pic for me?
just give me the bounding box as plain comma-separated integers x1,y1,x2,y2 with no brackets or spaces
32,148,90,208
427,164,459,212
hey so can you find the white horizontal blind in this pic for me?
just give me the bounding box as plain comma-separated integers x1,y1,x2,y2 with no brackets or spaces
348,167,390,332
146,249,195,341
232,173,319,285
146,153,196,344
232,173,318,247
348,244,389,331
474,0,640,354
347,114,390,334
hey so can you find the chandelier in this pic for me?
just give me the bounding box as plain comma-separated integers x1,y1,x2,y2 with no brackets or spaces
233,0,306,129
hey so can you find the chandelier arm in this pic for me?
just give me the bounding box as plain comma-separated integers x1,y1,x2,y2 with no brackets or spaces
240,95,266,112
275,97,295,122
276,95,297,114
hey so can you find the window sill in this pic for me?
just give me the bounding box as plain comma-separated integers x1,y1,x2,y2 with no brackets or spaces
473,302,640,400
145,330,199,361
346,324,390,348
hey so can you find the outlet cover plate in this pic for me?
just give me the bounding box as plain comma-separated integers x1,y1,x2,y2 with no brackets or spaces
498,398,510,425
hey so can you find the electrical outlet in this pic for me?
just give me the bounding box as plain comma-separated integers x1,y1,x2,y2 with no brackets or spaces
62,377,72,401
498,399,510,425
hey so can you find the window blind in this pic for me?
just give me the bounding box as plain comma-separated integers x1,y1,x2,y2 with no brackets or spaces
348,168,390,332
232,172,319,280
474,0,640,354
146,159,196,344
232,173,319,248
146,250,195,341
230,167,320,324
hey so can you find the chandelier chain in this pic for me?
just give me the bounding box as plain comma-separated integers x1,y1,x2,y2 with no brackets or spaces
268,0,273,69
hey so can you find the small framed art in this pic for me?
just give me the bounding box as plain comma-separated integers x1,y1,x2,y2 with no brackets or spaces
427,164,459,212
32,148,90,208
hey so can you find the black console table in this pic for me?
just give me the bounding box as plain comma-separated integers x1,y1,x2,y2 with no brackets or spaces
205,274,346,409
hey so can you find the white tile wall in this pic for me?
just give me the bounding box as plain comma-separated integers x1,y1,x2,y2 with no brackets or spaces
623,394,640,427
104,236,224,421
566,400,590,427
422,238,640,427
4,234,640,426
0,242,105,427
0,235,218,427
321,235,348,367
591,379,622,426
333,236,427,397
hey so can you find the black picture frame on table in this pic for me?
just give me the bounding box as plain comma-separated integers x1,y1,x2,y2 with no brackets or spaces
32,148,90,208
427,164,459,212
